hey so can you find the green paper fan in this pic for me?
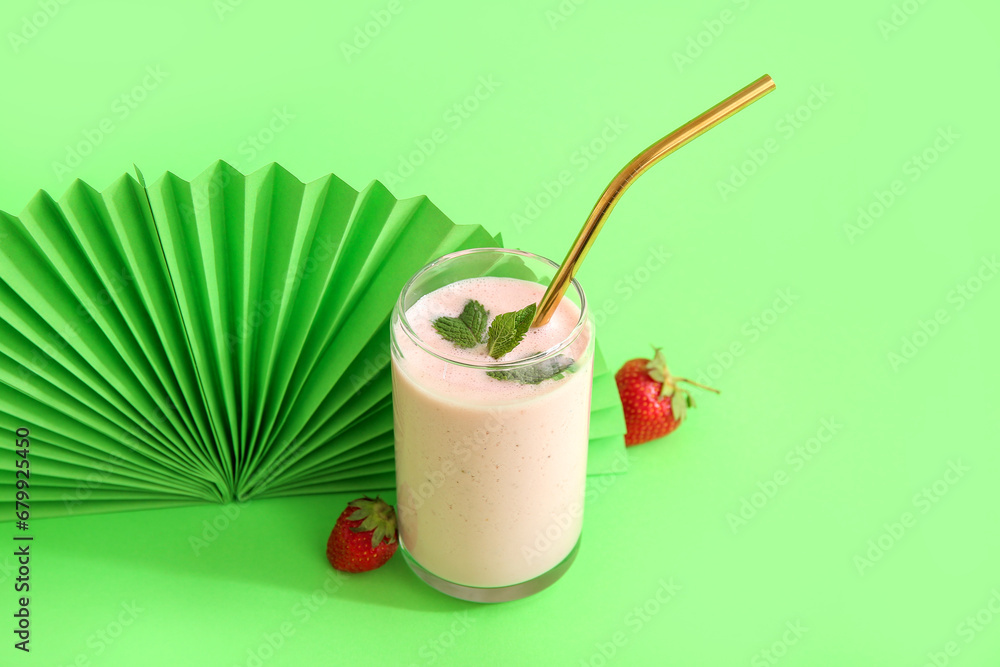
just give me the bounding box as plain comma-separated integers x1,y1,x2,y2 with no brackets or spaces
0,162,626,518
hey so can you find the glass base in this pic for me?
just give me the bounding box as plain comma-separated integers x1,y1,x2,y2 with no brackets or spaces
400,537,581,603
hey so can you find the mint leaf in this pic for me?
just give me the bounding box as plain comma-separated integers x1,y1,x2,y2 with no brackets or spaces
485,312,516,356
458,299,489,341
487,355,574,384
432,318,479,348
514,302,536,331
486,303,536,359
433,300,489,348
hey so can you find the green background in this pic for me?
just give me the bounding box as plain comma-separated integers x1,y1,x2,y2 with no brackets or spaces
2,0,999,665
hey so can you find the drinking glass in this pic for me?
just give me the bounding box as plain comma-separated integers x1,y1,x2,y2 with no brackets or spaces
390,248,594,602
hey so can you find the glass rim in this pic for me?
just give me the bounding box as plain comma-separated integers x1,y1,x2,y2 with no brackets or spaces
393,247,590,370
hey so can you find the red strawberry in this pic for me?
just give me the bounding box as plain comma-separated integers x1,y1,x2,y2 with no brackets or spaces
615,347,719,446
326,496,398,573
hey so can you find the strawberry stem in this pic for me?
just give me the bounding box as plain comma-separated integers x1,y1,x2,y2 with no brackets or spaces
674,377,721,394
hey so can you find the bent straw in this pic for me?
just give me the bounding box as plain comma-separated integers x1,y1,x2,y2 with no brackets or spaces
532,74,776,327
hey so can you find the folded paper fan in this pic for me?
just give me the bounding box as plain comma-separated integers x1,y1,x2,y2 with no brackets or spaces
0,162,626,518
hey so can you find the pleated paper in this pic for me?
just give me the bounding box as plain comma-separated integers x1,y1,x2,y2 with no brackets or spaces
0,162,626,518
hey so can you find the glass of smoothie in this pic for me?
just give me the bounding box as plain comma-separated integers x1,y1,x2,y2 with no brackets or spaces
390,248,594,602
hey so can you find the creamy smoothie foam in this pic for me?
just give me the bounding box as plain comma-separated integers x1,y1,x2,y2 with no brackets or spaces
392,276,593,588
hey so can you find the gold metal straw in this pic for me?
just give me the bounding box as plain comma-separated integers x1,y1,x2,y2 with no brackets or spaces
532,74,776,327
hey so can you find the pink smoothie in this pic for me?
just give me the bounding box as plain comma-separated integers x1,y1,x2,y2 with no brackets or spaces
392,277,593,588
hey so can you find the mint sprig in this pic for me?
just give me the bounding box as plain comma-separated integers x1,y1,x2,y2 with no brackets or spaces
486,303,536,359
432,300,489,349
487,355,574,385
